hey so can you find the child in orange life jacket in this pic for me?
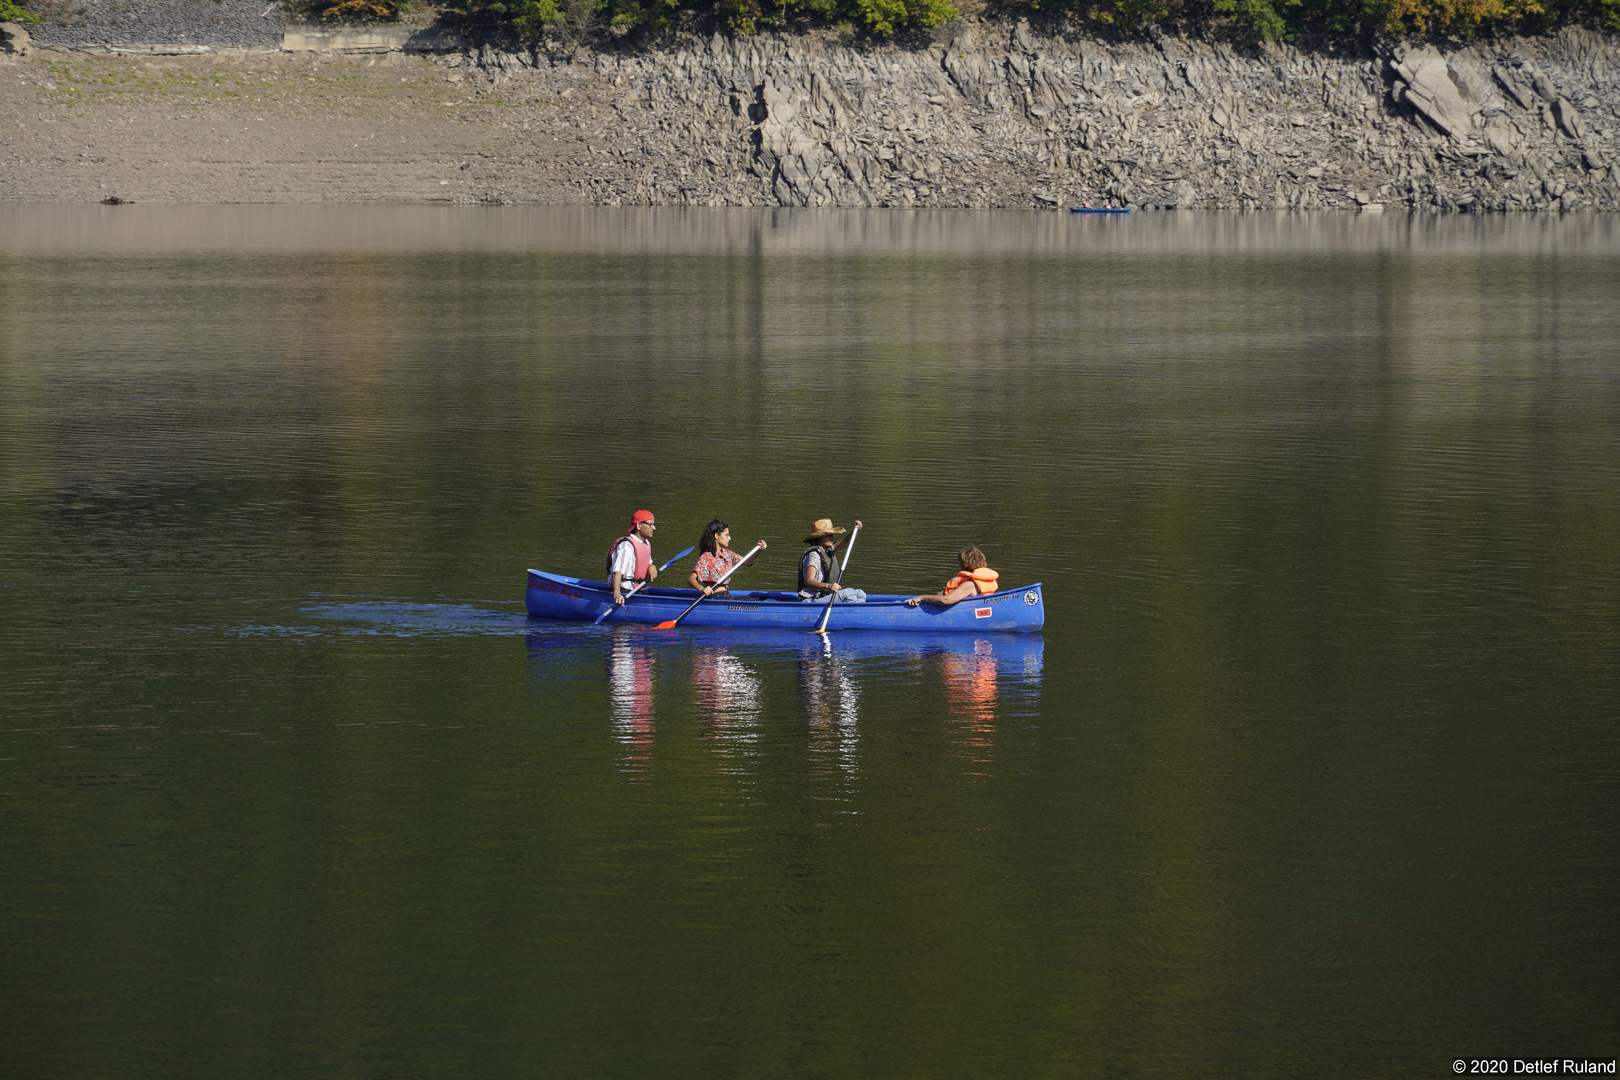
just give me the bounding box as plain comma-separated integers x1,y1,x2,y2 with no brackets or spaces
904,547,1000,607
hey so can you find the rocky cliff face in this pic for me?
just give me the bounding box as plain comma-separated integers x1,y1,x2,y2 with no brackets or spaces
447,22,1620,211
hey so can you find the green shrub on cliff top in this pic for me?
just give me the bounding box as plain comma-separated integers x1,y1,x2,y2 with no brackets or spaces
312,0,400,19
1367,0,1545,36
850,0,957,34
1024,0,1173,30
0,0,41,23
709,0,955,35
452,0,713,36
446,0,564,32
443,0,1615,44
1212,0,1295,39
1023,0,1600,39
449,0,958,38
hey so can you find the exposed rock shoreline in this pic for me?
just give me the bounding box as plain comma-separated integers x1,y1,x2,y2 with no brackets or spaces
4,13,1618,210
444,22,1619,211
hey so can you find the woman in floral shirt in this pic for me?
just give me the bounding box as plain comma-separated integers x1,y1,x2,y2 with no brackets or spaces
688,519,765,596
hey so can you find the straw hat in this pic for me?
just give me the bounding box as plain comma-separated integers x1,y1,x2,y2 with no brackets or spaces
803,518,848,543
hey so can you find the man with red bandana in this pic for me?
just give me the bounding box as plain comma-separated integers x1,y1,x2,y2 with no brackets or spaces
608,510,659,607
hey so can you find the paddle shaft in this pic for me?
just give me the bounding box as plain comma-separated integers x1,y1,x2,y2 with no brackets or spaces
813,524,861,634
654,542,764,629
593,545,695,625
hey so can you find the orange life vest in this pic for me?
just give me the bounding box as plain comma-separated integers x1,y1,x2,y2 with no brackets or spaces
607,534,653,581
943,567,999,595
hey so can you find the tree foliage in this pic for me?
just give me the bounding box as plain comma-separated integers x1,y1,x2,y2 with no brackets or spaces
444,0,557,28
313,0,401,19
1016,0,1603,39
449,0,953,36
427,0,1620,45
0,0,41,23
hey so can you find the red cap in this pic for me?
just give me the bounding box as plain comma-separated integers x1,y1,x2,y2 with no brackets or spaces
628,510,655,532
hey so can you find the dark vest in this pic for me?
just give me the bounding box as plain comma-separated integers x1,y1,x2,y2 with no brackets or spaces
799,546,837,595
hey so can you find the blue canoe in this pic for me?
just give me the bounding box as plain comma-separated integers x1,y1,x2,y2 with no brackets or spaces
525,570,1045,632
1069,207,1131,213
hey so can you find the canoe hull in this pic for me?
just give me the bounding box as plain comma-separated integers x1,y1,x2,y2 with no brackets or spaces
525,570,1044,632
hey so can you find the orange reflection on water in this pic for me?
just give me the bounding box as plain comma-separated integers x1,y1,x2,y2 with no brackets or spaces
942,639,998,776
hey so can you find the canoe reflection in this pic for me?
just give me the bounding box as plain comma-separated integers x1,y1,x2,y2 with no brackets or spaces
943,639,998,775
525,628,1042,780
690,645,762,755
607,632,656,778
682,629,1045,671
800,634,860,776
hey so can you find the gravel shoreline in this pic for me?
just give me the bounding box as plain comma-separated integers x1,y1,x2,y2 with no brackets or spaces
25,0,289,49
2,48,570,204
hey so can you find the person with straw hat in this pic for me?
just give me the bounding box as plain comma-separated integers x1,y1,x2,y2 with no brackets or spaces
798,518,865,603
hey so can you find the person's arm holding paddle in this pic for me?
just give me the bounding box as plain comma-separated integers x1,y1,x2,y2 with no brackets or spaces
691,542,768,596
609,511,659,607
654,542,767,629
799,518,863,601
687,520,765,597
594,544,694,625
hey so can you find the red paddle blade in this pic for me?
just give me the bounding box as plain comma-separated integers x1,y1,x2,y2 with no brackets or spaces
653,620,678,630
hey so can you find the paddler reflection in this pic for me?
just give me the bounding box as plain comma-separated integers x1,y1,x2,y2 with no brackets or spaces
942,638,999,775
799,633,859,775
607,629,656,777
690,644,762,755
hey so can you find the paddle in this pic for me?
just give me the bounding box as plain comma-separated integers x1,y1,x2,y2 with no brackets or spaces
653,542,765,630
812,522,861,634
593,545,696,625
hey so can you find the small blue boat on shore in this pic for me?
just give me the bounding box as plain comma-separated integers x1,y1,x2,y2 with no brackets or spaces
1069,207,1131,214
526,570,1045,632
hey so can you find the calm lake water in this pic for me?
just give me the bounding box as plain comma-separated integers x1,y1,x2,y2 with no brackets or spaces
1,205,1617,1078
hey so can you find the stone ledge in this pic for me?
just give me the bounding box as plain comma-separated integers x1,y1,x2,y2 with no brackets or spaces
108,44,214,54
281,27,464,53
